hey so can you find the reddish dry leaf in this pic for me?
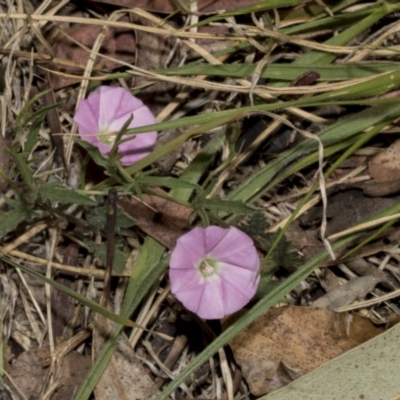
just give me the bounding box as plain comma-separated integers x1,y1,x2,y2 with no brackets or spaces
369,139,400,183
91,0,265,14
117,190,191,249
228,306,383,396
47,17,135,89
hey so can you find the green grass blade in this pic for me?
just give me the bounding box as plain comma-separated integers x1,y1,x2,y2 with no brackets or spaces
157,190,400,400
74,238,167,400
75,125,222,398
227,102,400,202
156,231,360,400
155,63,398,81
172,131,225,202
294,3,400,66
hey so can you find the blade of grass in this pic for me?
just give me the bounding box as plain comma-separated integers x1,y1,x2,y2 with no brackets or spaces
293,2,400,66
74,238,167,400
89,70,400,139
92,111,247,192
154,63,398,81
156,231,360,400
157,194,400,400
172,130,225,202
263,119,391,261
2,257,138,328
341,219,397,260
188,0,304,26
92,69,400,193
75,127,223,399
227,102,400,203
281,2,386,35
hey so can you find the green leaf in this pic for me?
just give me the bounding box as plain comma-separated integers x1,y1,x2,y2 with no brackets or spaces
155,63,397,81
87,205,136,233
227,102,400,203
264,230,300,271
188,0,304,27
7,151,35,189
282,3,374,35
24,102,62,125
39,182,96,205
240,214,299,271
240,211,270,236
76,140,109,167
25,113,44,155
196,206,210,226
0,206,28,238
255,274,282,301
136,175,200,191
15,89,51,130
172,132,225,202
292,3,400,66
84,239,127,274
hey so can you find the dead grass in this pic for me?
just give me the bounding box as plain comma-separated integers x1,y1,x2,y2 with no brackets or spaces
2,1,400,400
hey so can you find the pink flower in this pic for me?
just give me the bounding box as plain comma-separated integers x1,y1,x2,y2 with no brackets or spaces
169,226,260,320
73,86,157,166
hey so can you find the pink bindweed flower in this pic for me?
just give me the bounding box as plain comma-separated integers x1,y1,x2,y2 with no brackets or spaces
73,86,157,166
169,226,260,320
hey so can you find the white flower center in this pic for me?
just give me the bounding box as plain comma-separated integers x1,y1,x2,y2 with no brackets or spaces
198,258,218,278
98,127,117,146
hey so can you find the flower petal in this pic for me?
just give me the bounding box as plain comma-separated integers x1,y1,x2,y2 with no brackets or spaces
73,86,158,166
117,132,157,165
219,262,259,296
170,227,207,270
169,268,203,293
108,105,156,133
73,100,100,140
169,225,260,319
208,226,259,270
195,278,225,319
214,261,259,315
172,276,225,320
220,277,259,316
97,86,143,130
203,225,230,253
